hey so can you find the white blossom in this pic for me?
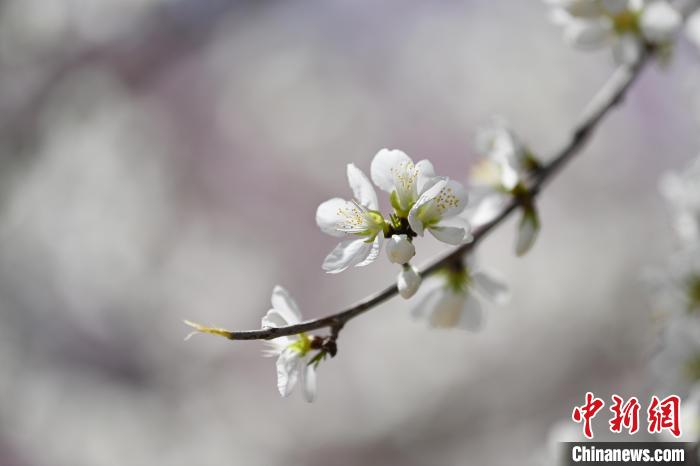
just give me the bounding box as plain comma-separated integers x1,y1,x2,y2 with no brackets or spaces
650,310,700,396
546,0,682,64
397,264,421,299
687,9,700,51
412,261,509,330
370,148,438,217
261,286,317,402
316,164,385,274
386,234,416,264
660,155,700,246
473,117,527,191
407,179,471,245
469,119,541,255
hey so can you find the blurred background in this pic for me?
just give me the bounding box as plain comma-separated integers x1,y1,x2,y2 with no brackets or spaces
1,0,699,465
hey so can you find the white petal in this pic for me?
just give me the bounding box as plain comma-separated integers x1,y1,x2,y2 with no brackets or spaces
515,211,540,256
346,163,378,210
301,362,317,403
397,265,422,299
471,271,510,305
407,178,448,235
612,33,642,64
276,349,301,397
415,159,437,195
469,193,506,226
263,285,302,327
441,179,469,218
429,225,469,245
686,10,700,51
564,17,613,49
411,285,443,320
429,291,468,328
439,216,474,242
322,238,372,274
355,234,382,267
500,162,520,191
459,293,484,332
385,234,416,265
370,148,412,193
316,198,355,237
640,1,682,44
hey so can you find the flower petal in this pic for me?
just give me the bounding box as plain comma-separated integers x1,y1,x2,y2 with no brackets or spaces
415,159,437,194
429,225,469,245
322,238,372,274
471,271,510,305
564,17,613,49
640,1,682,44
276,348,301,397
686,10,700,51
262,285,302,328
355,234,382,267
411,285,443,320
370,148,413,193
429,290,467,328
469,193,506,226
459,293,484,332
500,161,520,191
301,362,317,403
347,163,378,210
408,178,448,235
316,198,355,237
441,179,470,218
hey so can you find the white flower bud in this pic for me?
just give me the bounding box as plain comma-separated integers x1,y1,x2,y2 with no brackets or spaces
386,234,415,264
398,265,421,299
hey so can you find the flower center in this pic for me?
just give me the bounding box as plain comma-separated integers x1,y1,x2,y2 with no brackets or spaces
611,10,640,35
288,333,312,356
433,186,459,215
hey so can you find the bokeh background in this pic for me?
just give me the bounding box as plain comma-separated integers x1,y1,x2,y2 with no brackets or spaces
1,1,699,465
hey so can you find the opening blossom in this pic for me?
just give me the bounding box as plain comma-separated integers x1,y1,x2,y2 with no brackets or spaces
317,149,472,276
184,286,321,402
412,259,510,330
546,0,683,64
261,286,318,402
469,118,541,256
316,164,385,274
372,149,472,245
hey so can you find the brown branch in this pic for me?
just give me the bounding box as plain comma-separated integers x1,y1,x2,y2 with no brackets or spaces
205,52,649,341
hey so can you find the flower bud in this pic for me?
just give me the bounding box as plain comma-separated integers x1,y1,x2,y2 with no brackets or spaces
386,234,416,264
398,264,421,299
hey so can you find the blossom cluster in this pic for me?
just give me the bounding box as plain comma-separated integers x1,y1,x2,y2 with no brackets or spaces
545,0,683,63
649,156,700,398
183,1,697,404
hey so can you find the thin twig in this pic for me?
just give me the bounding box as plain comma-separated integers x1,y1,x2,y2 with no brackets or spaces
213,52,649,341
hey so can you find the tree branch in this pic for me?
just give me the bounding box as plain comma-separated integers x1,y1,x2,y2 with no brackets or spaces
211,52,649,341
